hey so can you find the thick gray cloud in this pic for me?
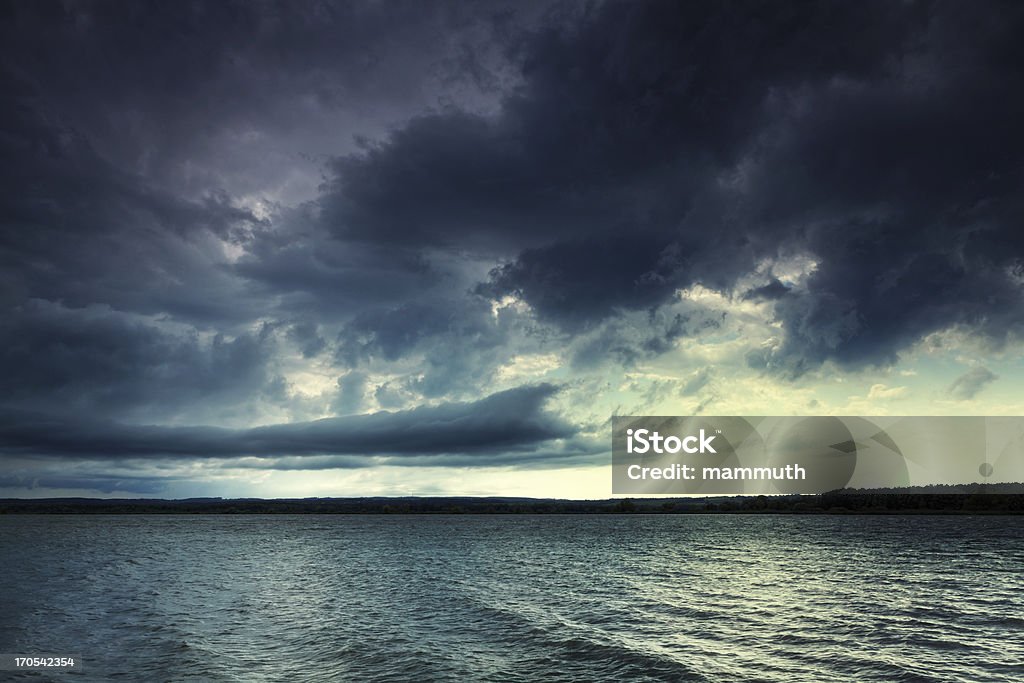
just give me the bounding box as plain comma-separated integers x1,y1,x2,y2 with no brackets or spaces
0,1,543,199
323,0,1024,371
232,221,447,319
334,296,528,398
333,371,367,415
477,236,684,330
0,1,548,443
0,300,278,422
0,384,574,460
0,68,265,324
287,321,327,359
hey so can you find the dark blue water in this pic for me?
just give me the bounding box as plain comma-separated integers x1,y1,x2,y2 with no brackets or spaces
0,515,1021,682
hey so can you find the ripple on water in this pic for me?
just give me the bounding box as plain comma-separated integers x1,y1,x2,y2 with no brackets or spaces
0,515,1021,682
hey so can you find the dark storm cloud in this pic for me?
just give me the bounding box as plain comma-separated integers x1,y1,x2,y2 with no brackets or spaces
231,213,449,318
0,67,279,346
0,300,277,421
0,384,575,460
476,235,683,330
0,0,549,436
325,1,920,248
323,0,1024,371
336,296,510,364
0,1,480,329
0,1,541,196
335,296,523,398
335,299,467,365
569,307,724,370
287,321,327,359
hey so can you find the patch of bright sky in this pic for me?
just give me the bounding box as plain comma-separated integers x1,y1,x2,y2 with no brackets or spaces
158,464,617,500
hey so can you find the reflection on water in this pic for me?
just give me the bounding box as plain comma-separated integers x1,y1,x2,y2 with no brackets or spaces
0,515,1021,682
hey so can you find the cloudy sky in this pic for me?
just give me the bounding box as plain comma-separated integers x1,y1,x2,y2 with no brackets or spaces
2,0,1023,498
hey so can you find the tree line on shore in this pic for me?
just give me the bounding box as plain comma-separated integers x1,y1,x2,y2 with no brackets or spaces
1,485,1022,514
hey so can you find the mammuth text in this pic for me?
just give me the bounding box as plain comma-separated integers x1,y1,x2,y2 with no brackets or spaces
702,465,806,480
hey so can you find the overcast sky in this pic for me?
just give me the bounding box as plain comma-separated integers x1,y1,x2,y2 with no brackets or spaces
2,0,1023,498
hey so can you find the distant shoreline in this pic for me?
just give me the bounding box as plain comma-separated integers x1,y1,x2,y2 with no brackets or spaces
2,487,1023,515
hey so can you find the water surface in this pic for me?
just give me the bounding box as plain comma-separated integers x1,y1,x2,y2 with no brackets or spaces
0,515,1021,681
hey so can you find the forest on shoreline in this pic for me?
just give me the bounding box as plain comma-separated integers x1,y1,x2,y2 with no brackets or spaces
2,485,1022,515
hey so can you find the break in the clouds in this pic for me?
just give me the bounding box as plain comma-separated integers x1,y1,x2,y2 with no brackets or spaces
2,1,1024,497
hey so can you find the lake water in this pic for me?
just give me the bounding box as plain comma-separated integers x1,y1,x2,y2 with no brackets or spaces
0,514,1021,682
